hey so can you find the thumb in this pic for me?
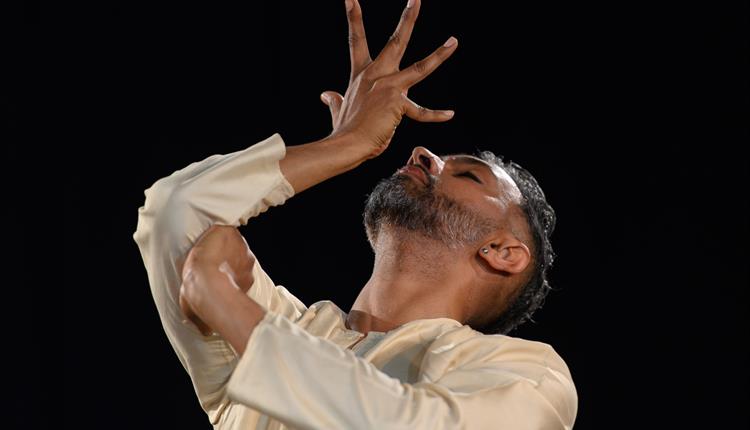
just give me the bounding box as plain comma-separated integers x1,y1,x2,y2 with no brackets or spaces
320,91,344,126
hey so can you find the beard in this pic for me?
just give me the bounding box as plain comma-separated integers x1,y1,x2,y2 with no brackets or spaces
363,173,501,251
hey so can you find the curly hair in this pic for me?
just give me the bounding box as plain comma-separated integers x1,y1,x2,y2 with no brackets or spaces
472,150,558,335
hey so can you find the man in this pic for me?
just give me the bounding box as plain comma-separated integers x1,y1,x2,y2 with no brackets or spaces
133,0,577,428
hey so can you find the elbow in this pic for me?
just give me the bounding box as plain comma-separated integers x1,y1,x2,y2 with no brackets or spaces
183,225,256,292
133,176,192,247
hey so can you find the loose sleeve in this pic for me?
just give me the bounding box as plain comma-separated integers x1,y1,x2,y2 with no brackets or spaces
227,311,578,430
132,133,306,423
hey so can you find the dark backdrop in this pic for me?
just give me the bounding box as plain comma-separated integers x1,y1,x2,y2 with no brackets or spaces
19,0,747,428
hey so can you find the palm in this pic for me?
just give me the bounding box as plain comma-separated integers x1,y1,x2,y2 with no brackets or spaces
322,0,457,159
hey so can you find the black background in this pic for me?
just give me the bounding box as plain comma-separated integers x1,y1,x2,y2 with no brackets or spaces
14,0,749,428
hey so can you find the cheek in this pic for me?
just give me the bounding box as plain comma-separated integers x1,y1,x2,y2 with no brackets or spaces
482,194,510,213
444,185,493,212
436,179,479,199
435,184,495,218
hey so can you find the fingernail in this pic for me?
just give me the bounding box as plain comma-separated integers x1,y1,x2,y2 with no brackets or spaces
321,93,330,103
407,0,414,7
444,110,455,117
443,36,457,47
345,0,353,11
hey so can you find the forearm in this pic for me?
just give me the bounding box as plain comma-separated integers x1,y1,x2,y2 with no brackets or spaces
182,263,266,355
280,133,371,194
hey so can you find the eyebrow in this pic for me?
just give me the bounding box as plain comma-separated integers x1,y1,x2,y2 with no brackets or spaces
439,154,499,182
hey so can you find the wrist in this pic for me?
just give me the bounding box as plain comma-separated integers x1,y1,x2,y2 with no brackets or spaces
280,131,372,194
320,131,373,168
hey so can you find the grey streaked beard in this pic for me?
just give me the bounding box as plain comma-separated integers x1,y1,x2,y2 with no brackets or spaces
362,174,499,251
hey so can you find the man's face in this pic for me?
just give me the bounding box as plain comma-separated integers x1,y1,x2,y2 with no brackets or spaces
363,147,522,251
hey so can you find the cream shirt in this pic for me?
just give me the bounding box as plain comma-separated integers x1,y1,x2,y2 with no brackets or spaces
133,133,578,430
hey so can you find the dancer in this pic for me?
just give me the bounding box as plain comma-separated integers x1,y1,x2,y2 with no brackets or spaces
134,0,577,428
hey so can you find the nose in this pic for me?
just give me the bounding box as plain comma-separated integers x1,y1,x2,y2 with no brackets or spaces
408,146,444,177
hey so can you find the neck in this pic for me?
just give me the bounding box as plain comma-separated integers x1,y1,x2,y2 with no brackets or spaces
347,227,474,335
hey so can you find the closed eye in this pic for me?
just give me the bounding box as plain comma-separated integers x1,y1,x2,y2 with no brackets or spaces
457,171,482,183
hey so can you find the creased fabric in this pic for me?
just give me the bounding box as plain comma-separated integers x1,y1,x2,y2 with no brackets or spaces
134,133,578,429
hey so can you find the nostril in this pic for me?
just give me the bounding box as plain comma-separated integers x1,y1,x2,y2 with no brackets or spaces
419,155,431,169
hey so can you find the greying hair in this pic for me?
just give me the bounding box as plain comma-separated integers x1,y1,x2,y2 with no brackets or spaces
473,150,558,335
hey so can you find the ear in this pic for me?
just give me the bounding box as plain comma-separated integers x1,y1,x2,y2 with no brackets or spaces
478,233,531,275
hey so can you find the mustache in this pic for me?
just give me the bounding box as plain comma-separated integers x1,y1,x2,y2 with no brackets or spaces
389,169,435,193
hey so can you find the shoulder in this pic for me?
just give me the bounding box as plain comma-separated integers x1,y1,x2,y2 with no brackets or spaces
477,333,573,380
426,326,575,390
424,328,578,425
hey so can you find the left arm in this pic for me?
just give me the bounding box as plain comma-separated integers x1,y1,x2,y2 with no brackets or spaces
182,227,576,429
225,312,578,430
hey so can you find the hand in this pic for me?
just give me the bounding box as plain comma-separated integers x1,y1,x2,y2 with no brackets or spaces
320,0,458,160
179,289,213,336
179,225,256,335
